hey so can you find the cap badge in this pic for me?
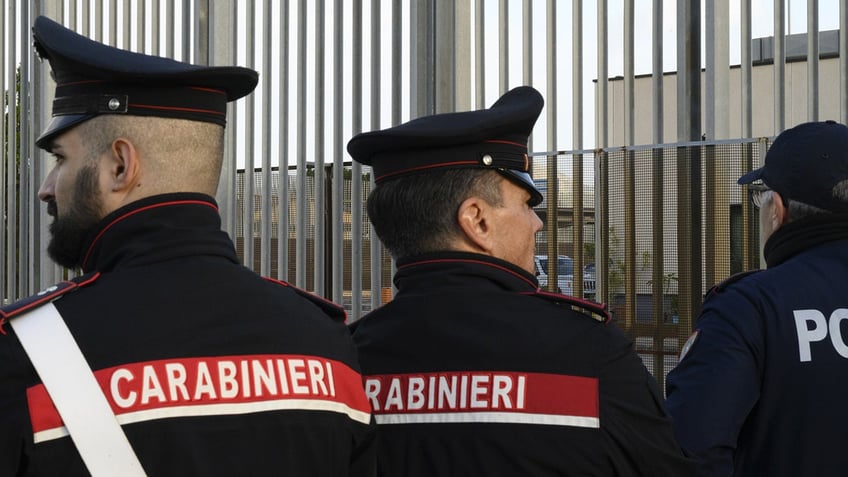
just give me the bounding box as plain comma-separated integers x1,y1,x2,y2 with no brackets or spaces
482,154,493,166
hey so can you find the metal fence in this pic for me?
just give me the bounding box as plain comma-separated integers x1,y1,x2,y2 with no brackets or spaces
1,0,845,385
234,137,767,392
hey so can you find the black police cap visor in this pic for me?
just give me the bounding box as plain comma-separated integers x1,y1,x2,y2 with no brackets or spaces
738,120,848,212
33,15,258,150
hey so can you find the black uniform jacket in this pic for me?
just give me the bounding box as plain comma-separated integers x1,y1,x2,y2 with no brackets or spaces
351,251,693,476
0,193,375,476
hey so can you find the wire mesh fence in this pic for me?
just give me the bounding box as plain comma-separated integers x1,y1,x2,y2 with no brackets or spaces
230,138,767,386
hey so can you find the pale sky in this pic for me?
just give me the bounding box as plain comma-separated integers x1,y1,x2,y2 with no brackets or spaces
58,0,843,167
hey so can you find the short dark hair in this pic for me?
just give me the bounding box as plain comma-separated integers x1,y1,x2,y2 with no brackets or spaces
367,168,504,259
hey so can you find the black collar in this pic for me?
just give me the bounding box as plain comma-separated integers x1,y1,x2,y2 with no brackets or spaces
763,213,848,267
394,251,539,293
80,192,239,273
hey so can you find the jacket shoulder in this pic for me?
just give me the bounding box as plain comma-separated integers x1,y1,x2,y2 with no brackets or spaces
704,269,763,301
528,290,611,324
263,277,347,323
0,273,101,333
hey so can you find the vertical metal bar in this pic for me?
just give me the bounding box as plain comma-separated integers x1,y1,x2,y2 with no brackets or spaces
260,0,273,278
774,0,785,133
704,1,716,289
715,0,731,284
278,0,290,280
211,0,236,238
499,0,507,94
369,0,381,308
0,0,6,302
351,0,363,319
109,0,117,47
741,139,757,271
434,1,455,113
6,0,17,298
523,0,532,152
807,0,819,121
390,0,402,294
152,0,160,55
243,0,256,269
545,0,557,285
122,0,130,51
741,0,752,138
842,0,848,125
623,0,636,327
166,0,174,57
596,0,609,305
572,0,584,298
193,0,208,64
332,0,343,301
81,0,89,38
68,0,77,29
136,0,145,51
624,0,634,147
454,1,471,111
677,0,703,330
227,1,239,248
182,0,191,61
315,0,326,295
677,0,701,142
94,0,103,42
295,0,307,286
474,0,484,108
413,1,437,117
706,0,729,140
651,0,666,383
523,0,531,87
21,2,32,294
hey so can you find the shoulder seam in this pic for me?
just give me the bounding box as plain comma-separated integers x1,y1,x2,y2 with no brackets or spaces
0,272,101,334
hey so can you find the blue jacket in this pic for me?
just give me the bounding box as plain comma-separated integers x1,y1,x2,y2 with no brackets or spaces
666,217,848,476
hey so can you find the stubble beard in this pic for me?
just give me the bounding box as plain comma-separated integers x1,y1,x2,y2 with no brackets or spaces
47,163,104,270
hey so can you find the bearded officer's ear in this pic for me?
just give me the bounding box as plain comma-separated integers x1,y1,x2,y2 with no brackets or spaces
106,137,140,192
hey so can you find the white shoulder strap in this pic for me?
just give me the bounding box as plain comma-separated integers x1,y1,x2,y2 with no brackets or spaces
11,302,148,477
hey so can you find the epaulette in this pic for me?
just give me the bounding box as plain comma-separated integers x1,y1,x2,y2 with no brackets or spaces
0,272,100,335
263,277,348,323
529,289,611,323
704,269,763,301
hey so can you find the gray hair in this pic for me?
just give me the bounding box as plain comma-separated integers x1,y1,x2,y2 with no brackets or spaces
786,179,848,221
366,168,504,260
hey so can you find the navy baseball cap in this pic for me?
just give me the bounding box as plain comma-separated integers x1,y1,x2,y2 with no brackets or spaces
738,120,848,212
347,86,545,206
33,16,259,150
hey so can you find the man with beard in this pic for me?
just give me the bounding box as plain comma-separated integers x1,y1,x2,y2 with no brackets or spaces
0,16,375,477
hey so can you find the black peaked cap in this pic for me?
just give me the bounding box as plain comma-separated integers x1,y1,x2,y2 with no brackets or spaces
33,15,259,150
347,86,545,205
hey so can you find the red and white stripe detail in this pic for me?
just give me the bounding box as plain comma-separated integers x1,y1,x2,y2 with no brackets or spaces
365,371,599,428
27,354,372,443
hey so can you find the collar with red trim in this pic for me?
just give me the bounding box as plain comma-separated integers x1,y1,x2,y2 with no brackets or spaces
394,252,540,294
78,192,239,273
394,251,610,323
